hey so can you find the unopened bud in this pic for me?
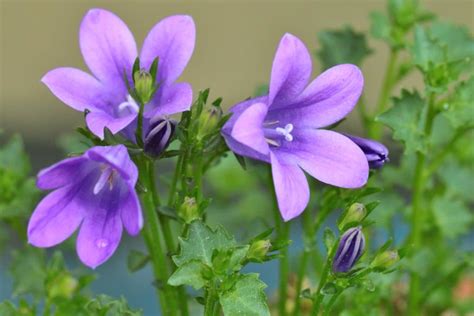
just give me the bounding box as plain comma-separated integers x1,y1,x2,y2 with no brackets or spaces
339,203,367,229
197,105,223,139
247,240,272,262
134,70,155,104
332,227,365,273
346,134,389,169
371,250,399,269
178,197,200,223
144,117,176,157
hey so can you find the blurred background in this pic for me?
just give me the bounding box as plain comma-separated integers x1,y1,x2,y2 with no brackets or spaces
1,0,473,315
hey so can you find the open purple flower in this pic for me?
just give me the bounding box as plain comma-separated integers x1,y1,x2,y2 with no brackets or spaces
27,145,141,268
222,34,369,221
41,8,195,140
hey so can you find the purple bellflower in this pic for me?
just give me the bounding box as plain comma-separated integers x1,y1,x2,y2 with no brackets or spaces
27,145,141,269
345,134,389,169
222,34,369,221
332,226,365,273
41,8,195,140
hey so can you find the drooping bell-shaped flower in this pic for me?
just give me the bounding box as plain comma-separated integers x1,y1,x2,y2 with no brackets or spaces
221,33,369,221
345,135,389,169
332,227,365,273
27,145,142,269
144,117,176,157
42,8,195,140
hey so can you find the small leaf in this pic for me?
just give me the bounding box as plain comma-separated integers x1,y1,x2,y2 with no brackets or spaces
168,260,209,290
219,274,270,316
127,250,150,273
377,90,426,153
233,153,247,170
317,26,372,69
432,195,472,239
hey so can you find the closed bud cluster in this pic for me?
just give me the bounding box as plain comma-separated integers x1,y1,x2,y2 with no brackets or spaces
332,226,365,273
178,197,200,223
339,203,367,229
134,69,155,104
370,250,399,269
144,117,176,157
247,239,272,262
197,105,223,140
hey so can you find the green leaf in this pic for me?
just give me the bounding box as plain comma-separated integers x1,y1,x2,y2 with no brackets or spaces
168,260,209,290
85,295,142,316
437,160,474,203
377,90,425,153
317,26,372,69
127,250,150,273
173,220,236,267
219,274,270,316
370,12,392,43
0,301,17,316
432,195,472,239
10,247,46,298
442,76,474,129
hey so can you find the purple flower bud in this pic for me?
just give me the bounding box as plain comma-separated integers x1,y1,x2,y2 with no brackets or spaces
332,226,365,273
144,117,176,157
346,135,389,169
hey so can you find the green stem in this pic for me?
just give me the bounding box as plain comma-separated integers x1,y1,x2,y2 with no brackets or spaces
369,50,399,139
135,99,145,146
204,288,219,316
407,93,437,315
324,290,342,316
149,161,189,316
357,95,371,136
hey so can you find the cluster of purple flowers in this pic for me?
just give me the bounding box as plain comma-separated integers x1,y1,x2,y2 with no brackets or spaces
29,9,388,268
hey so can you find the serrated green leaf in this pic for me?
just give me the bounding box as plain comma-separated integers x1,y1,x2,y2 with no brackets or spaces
370,12,392,43
168,260,209,290
437,160,474,203
219,274,270,316
377,90,425,153
173,221,236,267
443,77,474,129
432,195,472,239
317,26,372,69
85,295,142,316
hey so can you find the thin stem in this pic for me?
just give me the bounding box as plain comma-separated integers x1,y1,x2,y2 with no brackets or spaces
369,50,399,139
293,209,313,316
324,290,342,316
407,92,437,315
135,99,145,146
357,95,371,136
168,149,184,206
204,288,219,316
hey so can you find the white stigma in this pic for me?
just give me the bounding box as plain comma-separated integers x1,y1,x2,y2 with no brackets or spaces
93,167,115,195
118,94,140,114
275,123,294,142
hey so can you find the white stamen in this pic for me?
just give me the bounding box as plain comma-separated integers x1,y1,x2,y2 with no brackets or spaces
275,123,294,142
265,138,280,147
118,94,140,113
93,168,114,195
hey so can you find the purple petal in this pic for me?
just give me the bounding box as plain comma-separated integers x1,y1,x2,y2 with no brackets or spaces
120,185,143,236
80,9,137,88
268,33,311,106
144,82,193,118
270,152,310,221
85,145,138,185
37,157,89,190
41,68,113,112
28,186,85,247
230,102,270,156
76,208,123,269
140,15,195,84
275,129,368,188
85,111,137,140
266,64,363,128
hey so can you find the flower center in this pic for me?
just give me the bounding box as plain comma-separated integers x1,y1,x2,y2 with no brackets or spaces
93,167,117,195
117,94,139,116
263,122,294,147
